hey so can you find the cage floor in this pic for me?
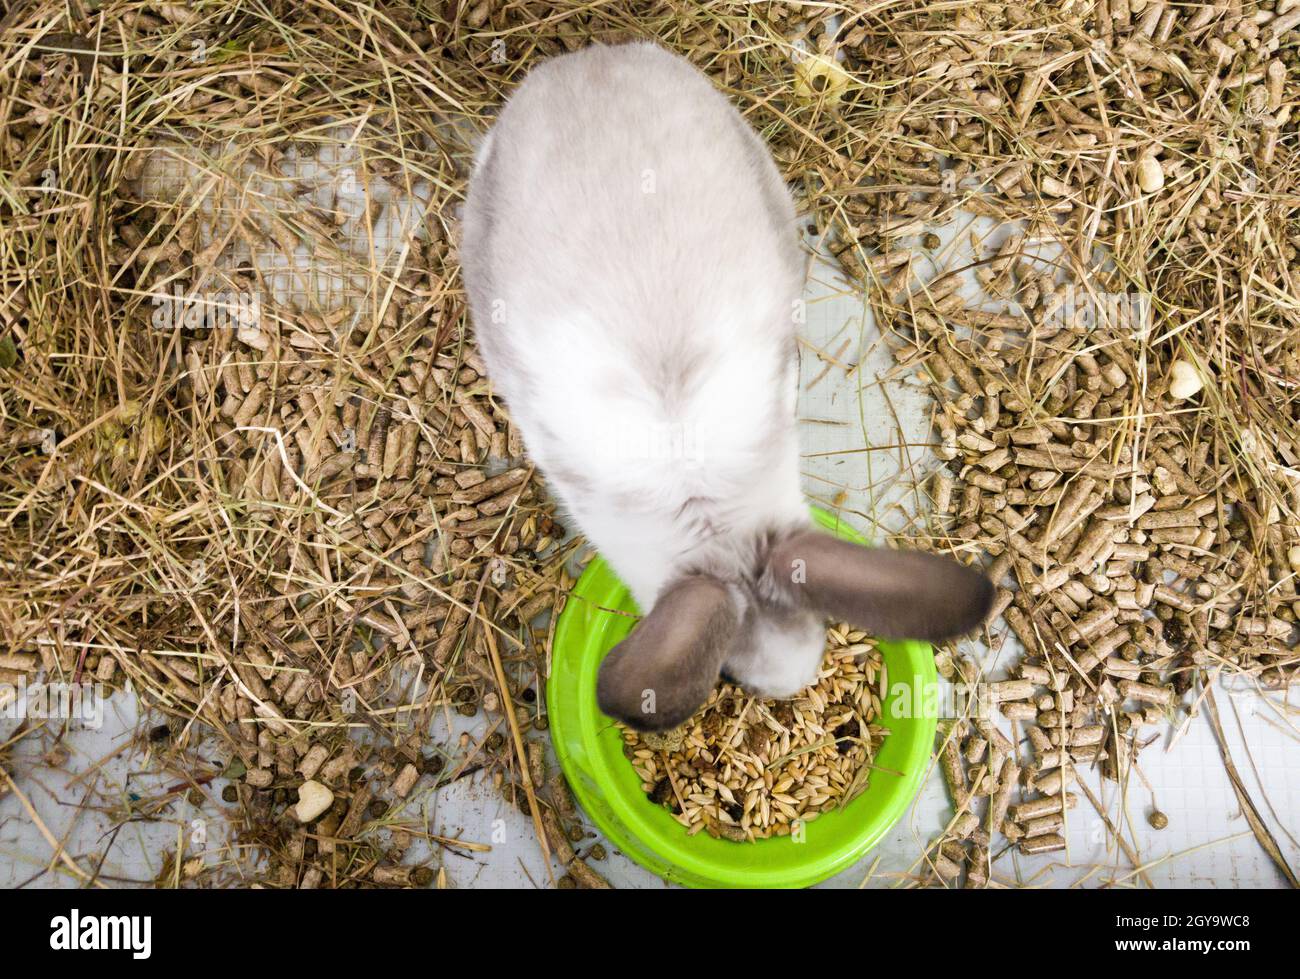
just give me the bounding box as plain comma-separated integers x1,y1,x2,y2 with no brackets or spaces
2,220,1296,891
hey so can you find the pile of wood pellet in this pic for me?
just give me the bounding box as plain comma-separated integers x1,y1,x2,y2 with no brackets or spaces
0,1,603,888
906,294,1291,877
624,626,887,841
6,0,1300,888
779,2,1300,884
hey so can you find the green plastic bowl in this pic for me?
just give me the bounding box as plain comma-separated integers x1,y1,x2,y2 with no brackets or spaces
547,508,938,888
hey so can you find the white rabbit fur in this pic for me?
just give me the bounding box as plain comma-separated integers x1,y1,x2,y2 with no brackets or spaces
461,43,991,729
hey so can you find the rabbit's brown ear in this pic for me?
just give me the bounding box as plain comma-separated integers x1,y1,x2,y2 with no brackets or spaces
767,530,993,642
596,575,737,732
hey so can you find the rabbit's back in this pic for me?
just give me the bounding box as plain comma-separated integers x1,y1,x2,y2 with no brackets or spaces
463,42,800,341
461,43,806,600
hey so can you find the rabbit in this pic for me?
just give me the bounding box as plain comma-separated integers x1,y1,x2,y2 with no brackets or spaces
460,42,993,732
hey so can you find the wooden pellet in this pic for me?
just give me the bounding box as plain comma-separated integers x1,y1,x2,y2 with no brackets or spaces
1019,833,1066,855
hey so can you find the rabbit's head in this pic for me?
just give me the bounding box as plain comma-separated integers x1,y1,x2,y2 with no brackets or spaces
596,527,993,731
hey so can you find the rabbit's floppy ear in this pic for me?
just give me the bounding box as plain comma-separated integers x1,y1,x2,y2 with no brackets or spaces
596,575,737,732
767,530,993,642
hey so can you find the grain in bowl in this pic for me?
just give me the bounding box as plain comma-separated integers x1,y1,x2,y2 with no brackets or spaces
620,622,889,841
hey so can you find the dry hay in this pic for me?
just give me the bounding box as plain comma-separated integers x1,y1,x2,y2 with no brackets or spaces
2,0,1299,888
